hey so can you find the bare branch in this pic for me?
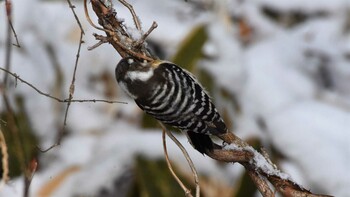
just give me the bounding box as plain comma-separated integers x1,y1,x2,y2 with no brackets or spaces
24,158,37,197
84,0,106,32
162,127,193,197
134,21,158,48
88,39,108,50
160,122,200,197
118,0,142,31
4,0,13,85
164,126,201,197
36,142,59,153
66,0,85,34
0,67,126,104
4,0,20,48
63,31,84,126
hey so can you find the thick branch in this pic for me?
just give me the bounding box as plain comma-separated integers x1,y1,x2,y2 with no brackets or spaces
204,133,333,197
205,147,253,163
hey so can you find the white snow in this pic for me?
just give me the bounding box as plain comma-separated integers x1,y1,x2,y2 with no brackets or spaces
223,143,291,180
267,101,350,196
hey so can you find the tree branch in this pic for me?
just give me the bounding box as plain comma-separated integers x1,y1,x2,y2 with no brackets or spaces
0,67,126,105
160,122,200,197
204,134,332,197
162,126,195,197
86,0,156,62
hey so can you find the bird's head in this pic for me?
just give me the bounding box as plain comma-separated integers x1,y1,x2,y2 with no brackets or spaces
115,57,163,99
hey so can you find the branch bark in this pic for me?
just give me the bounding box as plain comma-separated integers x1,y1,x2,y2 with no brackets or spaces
204,133,332,197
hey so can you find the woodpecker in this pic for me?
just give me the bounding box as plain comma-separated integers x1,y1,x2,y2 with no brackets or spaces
115,57,234,153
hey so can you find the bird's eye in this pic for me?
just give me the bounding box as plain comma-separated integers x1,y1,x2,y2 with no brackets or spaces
127,58,135,65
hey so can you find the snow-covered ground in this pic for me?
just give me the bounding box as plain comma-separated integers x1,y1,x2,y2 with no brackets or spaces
1,0,349,196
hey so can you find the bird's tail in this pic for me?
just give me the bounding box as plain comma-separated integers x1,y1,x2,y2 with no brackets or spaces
186,131,214,154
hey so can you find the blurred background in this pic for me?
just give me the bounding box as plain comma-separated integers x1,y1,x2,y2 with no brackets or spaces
0,0,350,196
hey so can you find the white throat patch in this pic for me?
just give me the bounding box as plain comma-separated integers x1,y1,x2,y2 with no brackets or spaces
127,69,154,81
119,81,137,99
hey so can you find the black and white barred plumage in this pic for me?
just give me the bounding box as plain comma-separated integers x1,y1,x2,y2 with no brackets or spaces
115,57,229,153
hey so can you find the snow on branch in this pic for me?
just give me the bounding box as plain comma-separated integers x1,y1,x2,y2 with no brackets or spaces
203,132,332,197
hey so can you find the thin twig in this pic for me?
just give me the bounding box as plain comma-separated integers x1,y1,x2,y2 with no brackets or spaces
3,0,13,85
8,20,20,47
66,0,85,34
4,0,20,47
24,158,37,197
48,0,86,151
0,67,126,104
65,99,126,104
37,142,59,153
118,0,142,31
162,128,193,197
134,21,158,48
159,123,200,197
87,40,107,50
110,35,154,61
38,1,85,152
52,6,83,150
63,31,84,125
84,0,106,32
